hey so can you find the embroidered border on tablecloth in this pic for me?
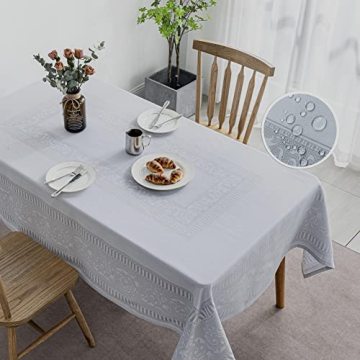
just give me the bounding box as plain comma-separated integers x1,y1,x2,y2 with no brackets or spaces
0,173,195,332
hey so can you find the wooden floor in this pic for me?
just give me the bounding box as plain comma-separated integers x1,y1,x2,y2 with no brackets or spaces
249,128,360,252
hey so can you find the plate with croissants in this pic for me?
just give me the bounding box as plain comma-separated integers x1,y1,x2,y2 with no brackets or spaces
131,154,194,191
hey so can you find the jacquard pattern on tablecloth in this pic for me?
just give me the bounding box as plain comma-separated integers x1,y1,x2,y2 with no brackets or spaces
0,174,194,332
0,171,333,360
0,83,335,360
0,174,238,359
264,120,331,167
3,104,259,238
212,187,333,321
173,299,235,360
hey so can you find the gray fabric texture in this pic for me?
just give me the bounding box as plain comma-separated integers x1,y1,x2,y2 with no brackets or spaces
0,81,334,359
0,221,358,360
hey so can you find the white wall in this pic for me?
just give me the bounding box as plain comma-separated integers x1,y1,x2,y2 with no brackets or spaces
0,0,168,97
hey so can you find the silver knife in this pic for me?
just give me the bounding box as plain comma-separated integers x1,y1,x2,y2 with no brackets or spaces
51,168,88,198
45,165,84,185
149,100,170,128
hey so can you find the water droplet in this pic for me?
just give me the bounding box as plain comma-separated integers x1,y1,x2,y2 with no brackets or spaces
312,116,327,131
280,118,284,122
292,125,303,136
295,97,301,103
305,101,315,112
286,114,296,124
274,129,279,134
300,158,308,166
298,146,306,155
281,136,285,140
286,145,291,150
288,94,294,98
293,145,297,149
300,111,307,117
319,150,326,156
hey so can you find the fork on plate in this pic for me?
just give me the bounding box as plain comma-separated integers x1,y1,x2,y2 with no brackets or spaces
44,165,84,185
152,114,182,130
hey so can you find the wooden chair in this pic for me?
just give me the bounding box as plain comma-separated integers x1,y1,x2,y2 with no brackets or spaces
0,232,95,359
193,40,285,309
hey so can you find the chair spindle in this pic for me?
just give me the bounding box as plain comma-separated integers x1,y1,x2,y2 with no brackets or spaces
195,50,202,124
228,66,245,134
207,56,218,126
218,60,232,129
237,70,256,139
243,75,269,144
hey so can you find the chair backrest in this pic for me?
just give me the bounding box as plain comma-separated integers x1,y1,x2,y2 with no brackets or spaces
193,40,275,144
0,276,11,319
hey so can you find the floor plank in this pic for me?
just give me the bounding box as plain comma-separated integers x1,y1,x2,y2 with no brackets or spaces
322,182,360,246
347,231,360,252
307,158,360,199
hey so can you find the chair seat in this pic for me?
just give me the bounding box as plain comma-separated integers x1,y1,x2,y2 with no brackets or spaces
0,232,78,326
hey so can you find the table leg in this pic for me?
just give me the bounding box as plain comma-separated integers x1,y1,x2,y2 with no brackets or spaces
275,257,285,309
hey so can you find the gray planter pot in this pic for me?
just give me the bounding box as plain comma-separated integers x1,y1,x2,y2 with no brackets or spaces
145,67,196,118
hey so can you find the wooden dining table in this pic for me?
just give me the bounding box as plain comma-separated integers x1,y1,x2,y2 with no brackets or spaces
0,80,334,359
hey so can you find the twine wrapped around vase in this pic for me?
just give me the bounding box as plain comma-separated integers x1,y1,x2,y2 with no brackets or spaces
62,92,82,110
62,92,86,133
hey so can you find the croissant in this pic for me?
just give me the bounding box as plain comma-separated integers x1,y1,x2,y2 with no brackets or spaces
170,169,184,184
146,160,164,174
145,174,170,185
154,157,176,169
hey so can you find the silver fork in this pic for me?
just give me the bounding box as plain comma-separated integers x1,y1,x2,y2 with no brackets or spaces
45,165,84,185
153,114,182,129
149,100,170,129
51,167,88,198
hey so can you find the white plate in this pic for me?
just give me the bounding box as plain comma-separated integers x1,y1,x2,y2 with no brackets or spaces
45,161,96,193
131,154,194,191
137,109,181,134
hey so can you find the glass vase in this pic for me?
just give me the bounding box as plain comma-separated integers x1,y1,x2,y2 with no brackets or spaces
62,91,86,133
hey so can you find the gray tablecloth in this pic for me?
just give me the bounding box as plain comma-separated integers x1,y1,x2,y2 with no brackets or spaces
0,80,334,359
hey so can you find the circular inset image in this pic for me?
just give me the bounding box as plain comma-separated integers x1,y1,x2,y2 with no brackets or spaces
261,92,338,168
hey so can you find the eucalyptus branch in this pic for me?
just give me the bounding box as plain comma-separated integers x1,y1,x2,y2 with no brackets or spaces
34,41,105,94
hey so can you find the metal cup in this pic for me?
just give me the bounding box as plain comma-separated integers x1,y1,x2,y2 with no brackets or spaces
125,129,151,155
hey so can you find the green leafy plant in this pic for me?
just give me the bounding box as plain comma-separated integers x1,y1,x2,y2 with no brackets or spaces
34,41,105,94
138,0,216,87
